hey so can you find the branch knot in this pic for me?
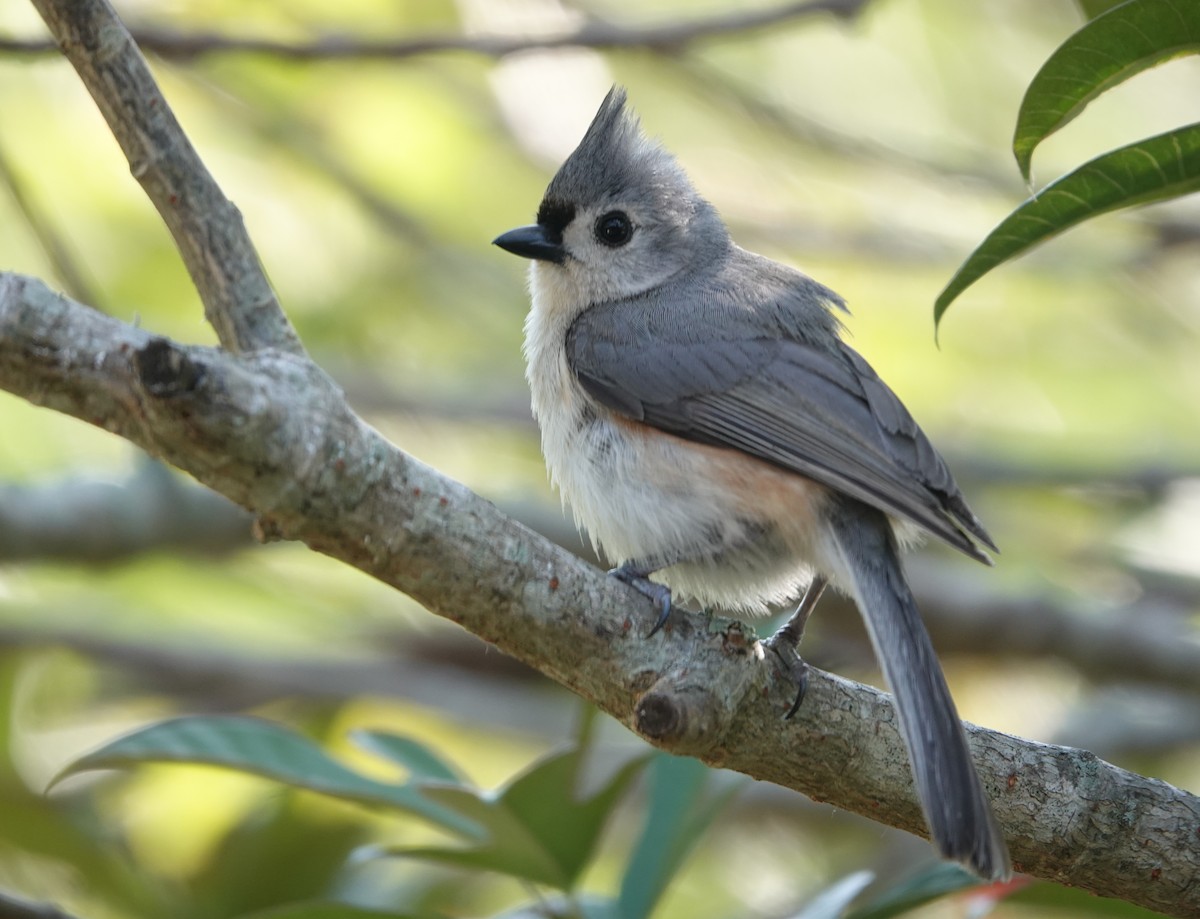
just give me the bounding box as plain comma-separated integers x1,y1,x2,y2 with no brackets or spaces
634,678,722,754
135,337,205,396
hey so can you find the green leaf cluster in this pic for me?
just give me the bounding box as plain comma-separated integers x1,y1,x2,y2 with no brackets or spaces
937,0,1200,321
52,710,739,918
52,710,1168,919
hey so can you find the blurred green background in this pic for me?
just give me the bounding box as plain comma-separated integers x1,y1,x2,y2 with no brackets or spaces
1,0,1198,916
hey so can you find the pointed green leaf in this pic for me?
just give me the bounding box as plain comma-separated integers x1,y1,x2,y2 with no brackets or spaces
1015,0,1200,181
936,121,1200,323
846,862,984,919
351,730,464,784
618,754,744,919
493,892,619,919
54,715,480,838
500,746,648,887
387,784,572,887
377,746,650,890
788,871,874,919
1076,0,1135,19
191,784,370,914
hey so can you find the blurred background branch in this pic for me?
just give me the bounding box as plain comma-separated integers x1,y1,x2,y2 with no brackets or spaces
0,140,98,309
0,0,871,60
4,462,1199,698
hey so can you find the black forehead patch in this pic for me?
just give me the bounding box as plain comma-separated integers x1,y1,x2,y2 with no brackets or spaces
536,197,576,243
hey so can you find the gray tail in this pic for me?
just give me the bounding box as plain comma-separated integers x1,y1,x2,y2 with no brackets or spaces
825,499,1011,880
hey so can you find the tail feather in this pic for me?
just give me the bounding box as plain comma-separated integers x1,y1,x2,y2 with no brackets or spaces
823,499,1010,880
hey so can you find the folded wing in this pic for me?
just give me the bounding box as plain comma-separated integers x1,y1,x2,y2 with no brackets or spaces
566,296,995,561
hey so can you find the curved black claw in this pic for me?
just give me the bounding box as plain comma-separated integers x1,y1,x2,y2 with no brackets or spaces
609,565,673,637
766,639,810,719
765,574,829,719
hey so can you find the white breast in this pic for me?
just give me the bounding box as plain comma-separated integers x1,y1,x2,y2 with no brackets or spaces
522,264,826,615
522,264,608,541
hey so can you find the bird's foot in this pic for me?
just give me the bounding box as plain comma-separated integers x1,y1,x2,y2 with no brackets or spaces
764,635,810,719
609,564,673,637
764,574,829,719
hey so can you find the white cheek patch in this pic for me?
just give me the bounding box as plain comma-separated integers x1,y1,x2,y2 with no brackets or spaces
560,220,686,304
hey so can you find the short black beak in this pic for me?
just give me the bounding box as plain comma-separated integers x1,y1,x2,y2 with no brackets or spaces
492,224,565,264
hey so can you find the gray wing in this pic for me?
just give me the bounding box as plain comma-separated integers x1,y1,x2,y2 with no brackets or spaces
566,296,996,562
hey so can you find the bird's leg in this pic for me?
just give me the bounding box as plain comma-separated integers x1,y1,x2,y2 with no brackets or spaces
609,556,679,637
765,574,829,718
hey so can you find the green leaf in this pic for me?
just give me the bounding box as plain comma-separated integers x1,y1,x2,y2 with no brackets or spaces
0,658,16,785
236,903,419,919
846,862,986,919
351,730,464,784
618,754,743,919
1076,0,1139,20
1015,0,1200,181
1007,881,1172,917
494,893,619,919
193,792,370,914
380,745,650,890
936,121,1200,322
787,871,874,919
377,785,575,888
54,715,481,839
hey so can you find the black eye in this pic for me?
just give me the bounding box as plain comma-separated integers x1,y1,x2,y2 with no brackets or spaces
595,211,633,247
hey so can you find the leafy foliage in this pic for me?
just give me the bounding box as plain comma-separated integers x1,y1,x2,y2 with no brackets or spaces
785,871,874,919
45,710,1027,918
936,0,1200,321
56,715,483,838
52,710,680,915
1014,0,1200,181
843,863,1002,919
616,754,742,919
376,744,650,889
237,906,420,919
936,123,1200,321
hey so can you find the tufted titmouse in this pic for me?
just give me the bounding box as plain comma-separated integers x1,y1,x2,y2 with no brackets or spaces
494,87,1009,880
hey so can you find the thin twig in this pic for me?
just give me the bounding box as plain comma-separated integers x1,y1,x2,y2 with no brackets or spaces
5,0,869,61
0,138,101,308
29,0,304,356
672,56,1024,194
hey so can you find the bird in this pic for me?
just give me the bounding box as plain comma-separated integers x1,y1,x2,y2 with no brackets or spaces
493,86,1010,880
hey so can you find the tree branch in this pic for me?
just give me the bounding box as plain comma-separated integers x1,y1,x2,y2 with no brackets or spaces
29,0,302,356
2,273,1198,916
6,0,869,61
